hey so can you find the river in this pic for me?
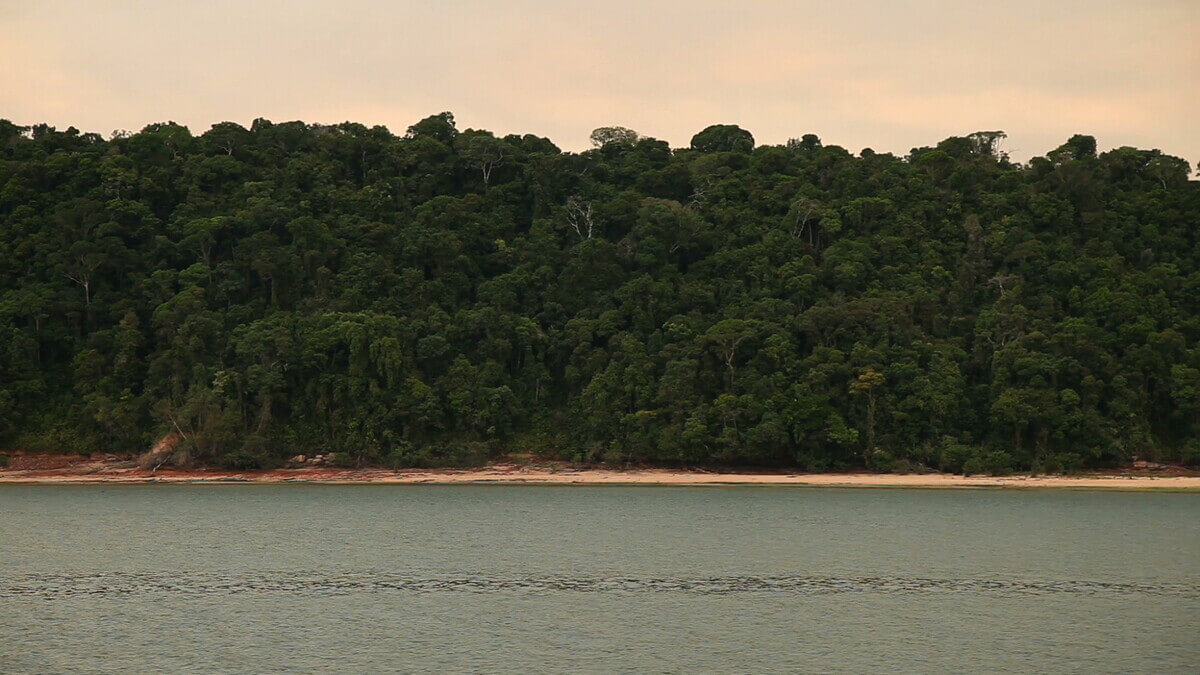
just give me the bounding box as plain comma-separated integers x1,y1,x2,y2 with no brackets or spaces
1,485,1196,672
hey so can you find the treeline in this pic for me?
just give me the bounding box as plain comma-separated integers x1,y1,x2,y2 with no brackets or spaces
0,114,1197,473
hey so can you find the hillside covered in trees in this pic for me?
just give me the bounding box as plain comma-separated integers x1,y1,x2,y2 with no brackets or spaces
0,115,1197,473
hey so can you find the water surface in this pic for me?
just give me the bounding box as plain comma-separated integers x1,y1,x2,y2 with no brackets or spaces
2,485,1197,672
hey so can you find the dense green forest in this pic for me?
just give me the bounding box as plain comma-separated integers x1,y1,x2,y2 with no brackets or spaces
0,114,1197,473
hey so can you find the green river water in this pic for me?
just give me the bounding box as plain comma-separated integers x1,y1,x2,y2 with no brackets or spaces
1,485,1197,672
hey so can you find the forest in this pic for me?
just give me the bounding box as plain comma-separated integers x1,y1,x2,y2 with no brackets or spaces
0,114,1197,474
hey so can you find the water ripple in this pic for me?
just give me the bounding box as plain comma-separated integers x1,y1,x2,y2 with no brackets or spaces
2,572,1197,600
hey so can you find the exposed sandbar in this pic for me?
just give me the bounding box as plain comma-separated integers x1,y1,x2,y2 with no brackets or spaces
2,462,1198,490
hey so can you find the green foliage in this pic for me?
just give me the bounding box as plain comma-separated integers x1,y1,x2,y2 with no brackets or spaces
690,124,755,153
962,449,1016,477
217,447,277,471
0,117,1196,471
384,441,489,469
590,126,639,148
1182,440,1200,468
327,452,356,468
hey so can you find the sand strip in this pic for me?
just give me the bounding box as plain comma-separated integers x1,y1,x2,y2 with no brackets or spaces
1,467,1198,489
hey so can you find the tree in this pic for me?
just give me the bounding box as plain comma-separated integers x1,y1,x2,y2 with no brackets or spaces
787,134,822,150
565,196,597,240
406,112,457,144
967,130,1007,157
201,121,251,156
702,319,759,391
460,133,509,188
59,242,105,310
589,126,639,148
849,368,885,464
690,124,754,153
0,110,1194,474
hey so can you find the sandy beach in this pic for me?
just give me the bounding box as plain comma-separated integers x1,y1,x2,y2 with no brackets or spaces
1,456,1197,489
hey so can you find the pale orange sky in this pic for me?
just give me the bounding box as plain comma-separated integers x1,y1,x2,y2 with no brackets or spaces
2,0,1197,163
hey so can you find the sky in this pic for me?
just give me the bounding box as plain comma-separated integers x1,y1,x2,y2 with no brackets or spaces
2,0,1197,163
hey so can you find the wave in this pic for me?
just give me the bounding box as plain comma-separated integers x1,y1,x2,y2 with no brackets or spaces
2,571,1197,600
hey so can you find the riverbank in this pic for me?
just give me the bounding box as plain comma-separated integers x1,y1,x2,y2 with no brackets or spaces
1,456,1198,489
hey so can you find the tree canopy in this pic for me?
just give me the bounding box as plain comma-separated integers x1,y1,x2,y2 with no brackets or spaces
0,116,1197,473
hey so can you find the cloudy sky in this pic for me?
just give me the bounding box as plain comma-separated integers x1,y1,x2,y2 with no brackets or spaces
2,0,1196,162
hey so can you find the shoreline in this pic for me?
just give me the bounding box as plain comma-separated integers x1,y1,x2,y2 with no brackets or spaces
2,464,1199,490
